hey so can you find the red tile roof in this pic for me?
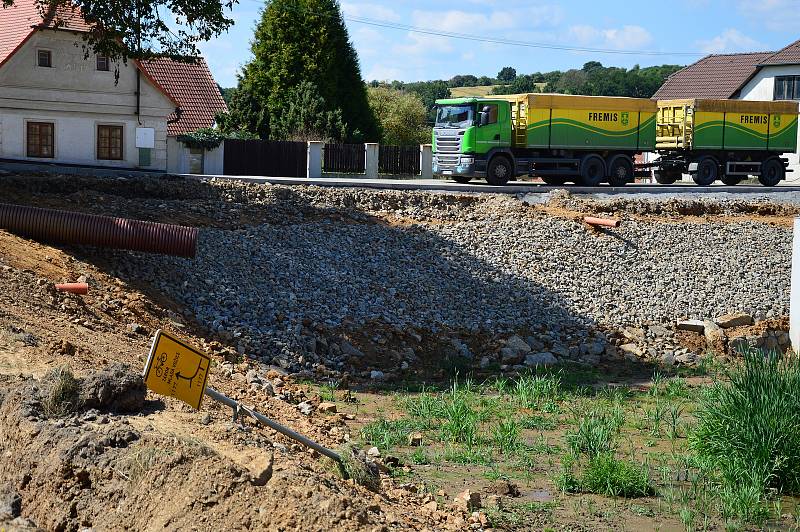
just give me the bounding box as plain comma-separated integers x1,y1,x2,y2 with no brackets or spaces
1,0,227,136
653,51,774,100
0,0,93,67
760,39,800,66
0,0,41,67
139,57,228,136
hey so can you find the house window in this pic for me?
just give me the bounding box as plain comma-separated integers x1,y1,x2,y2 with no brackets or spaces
27,122,54,158
774,76,800,100
97,125,123,160
96,55,109,71
37,50,52,68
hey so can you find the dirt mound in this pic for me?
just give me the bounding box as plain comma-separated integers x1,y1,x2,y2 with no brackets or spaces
0,372,453,531
543,189,800,225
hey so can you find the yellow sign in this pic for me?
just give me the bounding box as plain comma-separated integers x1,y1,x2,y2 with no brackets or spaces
143,330,211,409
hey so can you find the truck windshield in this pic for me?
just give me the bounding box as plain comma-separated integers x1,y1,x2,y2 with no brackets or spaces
435,105,474,128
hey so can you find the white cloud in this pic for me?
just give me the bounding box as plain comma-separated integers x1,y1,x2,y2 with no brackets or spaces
737,0,800,31
341,2,402,22
696,29,764,54
568,24,653,51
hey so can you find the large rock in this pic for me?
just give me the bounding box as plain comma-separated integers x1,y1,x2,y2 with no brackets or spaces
524,352,558,367
715,312,754,329
505,335,532,354
676,319,705,333
619,343,643,357
80,364,146,413
248,452,274,487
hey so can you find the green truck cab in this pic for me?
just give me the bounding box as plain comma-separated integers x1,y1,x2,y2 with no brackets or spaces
432,98,512,183
433,94,657,186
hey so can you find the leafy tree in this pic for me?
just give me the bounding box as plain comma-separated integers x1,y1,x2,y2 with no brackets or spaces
222,0,377,141
405,80,451,123
367,86,429,146
271,81,347,141
218,86,236,106
497,67,517,82
2,0,235,62
448,74,479,88
476,76,495,86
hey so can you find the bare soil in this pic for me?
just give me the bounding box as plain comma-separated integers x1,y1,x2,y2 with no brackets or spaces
0,230,464,531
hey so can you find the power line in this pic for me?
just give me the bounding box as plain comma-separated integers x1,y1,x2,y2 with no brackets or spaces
240,0,704,58
343,16,703,57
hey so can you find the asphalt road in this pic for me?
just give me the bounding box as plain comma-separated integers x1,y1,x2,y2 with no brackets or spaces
193,174,800,199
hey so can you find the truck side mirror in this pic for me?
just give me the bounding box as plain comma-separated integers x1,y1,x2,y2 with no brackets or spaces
479,112,489,126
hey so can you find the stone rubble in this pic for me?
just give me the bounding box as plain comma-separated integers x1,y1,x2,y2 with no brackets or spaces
100,182,792,376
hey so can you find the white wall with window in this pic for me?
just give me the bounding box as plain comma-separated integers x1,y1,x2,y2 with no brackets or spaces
0,30,173,169
739,64,800,176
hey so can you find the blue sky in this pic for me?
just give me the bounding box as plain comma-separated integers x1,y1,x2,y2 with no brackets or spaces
200,0,800,88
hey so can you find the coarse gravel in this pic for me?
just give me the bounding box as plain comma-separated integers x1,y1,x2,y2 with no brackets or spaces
111,184,792,366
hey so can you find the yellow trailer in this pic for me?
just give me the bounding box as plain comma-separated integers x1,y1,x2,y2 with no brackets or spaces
653,99,799,186
656,99,798,152
499,93,657,151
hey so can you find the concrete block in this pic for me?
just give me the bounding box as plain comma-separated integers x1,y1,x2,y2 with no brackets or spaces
365,143,378,178
307,141,323,179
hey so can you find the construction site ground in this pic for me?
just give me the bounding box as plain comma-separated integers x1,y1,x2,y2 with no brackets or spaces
0,174,799,531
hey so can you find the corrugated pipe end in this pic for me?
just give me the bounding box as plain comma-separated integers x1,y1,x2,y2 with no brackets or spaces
0,203,198,258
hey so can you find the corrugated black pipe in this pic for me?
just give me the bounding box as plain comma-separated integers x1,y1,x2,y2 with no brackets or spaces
0,203,197,258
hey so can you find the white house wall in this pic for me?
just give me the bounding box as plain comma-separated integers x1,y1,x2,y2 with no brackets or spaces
738,64,800,175
0,30,174,170
166,136,224,175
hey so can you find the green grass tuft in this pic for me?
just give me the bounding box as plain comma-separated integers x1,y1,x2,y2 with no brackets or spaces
690,349,800,497
492,419,521,454
566,407,623,458
41,365,81,418
690,349,800,523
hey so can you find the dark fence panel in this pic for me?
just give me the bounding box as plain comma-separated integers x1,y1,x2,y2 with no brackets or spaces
223,139,307,177
379,145,420,175
323,144,365,174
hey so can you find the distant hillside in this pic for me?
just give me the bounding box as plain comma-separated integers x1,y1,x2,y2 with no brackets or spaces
449,85,498,98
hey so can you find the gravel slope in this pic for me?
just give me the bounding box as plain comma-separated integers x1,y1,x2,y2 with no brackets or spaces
111,185,791,371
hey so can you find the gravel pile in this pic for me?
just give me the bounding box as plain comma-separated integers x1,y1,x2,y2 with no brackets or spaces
109,183,792,374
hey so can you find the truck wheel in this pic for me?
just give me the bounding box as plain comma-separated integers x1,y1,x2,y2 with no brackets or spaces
579,155,606,187
607,155,633,187
721,175,742,186
452,175,472,184
541,176,568,186
486,156,512,186
654,170,679,184
693,157,719,186
759,157,785,187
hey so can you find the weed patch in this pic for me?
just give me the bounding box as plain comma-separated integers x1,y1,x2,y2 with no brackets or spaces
690,348,800,521
41,366,81,418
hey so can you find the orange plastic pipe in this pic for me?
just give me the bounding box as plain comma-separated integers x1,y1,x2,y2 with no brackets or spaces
583,216,621,228
55,283,89,295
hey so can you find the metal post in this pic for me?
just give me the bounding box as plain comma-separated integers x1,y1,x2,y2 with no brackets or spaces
364,143,379,178
307,141,323,179
790,218,800,353
204,387,341,462
420,144,433,178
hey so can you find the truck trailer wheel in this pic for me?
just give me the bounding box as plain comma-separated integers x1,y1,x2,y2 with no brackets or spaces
693,157,719,186
721,175,742,186
654,170,679,184
486,156,512,186
579,155,606,187
759,157,785,187
607,155,633,187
